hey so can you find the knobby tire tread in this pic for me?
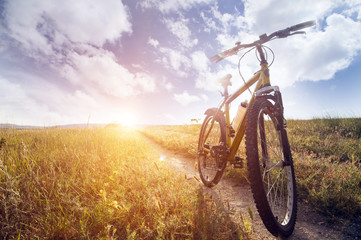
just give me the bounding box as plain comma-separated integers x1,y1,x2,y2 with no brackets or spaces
245,97,297,237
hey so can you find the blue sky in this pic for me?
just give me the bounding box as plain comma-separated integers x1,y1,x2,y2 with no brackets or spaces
0,0,361,126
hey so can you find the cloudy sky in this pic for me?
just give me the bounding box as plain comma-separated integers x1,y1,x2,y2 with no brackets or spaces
1,0,361,126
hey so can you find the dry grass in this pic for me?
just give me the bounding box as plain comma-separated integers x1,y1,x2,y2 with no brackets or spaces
140,125,200,158
141,119,361,221
0,127,250,239
287,118,361,219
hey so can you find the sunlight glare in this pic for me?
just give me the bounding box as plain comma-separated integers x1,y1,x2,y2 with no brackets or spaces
112,111,137,127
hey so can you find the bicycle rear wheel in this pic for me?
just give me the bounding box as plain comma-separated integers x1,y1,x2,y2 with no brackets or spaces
245,97,297,237
198,112,227,187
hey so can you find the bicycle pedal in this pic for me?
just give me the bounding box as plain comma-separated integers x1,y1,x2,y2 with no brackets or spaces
232,156,243,168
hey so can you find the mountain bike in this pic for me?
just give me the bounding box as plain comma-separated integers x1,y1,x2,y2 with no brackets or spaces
197,20,316,237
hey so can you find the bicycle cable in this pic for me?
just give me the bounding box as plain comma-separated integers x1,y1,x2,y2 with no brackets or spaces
238,45,275,96
255,45,275,67
238,47,256,96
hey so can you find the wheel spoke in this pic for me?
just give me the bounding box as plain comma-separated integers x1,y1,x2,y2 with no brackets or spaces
266,168,282,198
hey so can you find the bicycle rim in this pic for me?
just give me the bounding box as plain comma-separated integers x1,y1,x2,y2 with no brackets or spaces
198,115,226,187
246,98,297,237
257,104,295,227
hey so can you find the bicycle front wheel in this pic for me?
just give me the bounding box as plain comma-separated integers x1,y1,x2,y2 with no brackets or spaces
245,98,297,237
198,113,227,187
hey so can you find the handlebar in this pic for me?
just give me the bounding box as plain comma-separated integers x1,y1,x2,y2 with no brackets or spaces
211,20,316,62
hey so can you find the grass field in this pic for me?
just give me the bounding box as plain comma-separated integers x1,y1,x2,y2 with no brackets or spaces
0,128,251,239
2,118,360,238
141,118,361,221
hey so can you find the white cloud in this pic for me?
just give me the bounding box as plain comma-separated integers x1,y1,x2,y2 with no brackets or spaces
211,5,248,32
204,0,361,90
268,13,361,87
191,51,209,72
174,91,201,106
2,0,157,98
164,18,198,48
148,21,196,77
4,0,132,50
190,50,256,92
200,5,249,34
200,11,218,33
159,47,192,77
0,76,81,125
61,50,156,97
194,64,247,92
138,0,214,13
164,82,174,91
53,1,131,46
0,77,34,108
134,72,156,93
191,50,220,91
148,37,160,48
0,72,144,125
201,94,209,101
243,0,338,33
343,0,361,20
161,78,174,91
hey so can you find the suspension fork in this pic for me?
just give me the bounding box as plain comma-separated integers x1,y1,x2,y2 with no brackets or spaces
273,91,293,166
254,88,288,166
258,112,268,167
264,90,293,166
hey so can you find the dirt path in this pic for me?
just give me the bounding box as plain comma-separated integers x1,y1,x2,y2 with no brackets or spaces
141,135,361,239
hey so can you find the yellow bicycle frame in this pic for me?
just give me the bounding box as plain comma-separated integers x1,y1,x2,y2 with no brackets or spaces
202,62,271,162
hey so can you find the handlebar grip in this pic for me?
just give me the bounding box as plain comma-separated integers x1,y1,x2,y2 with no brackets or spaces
210,46,239,62
289,20,316,32
210,54,223,62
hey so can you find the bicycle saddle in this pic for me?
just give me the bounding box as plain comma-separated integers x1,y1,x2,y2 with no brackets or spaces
217,74,232,88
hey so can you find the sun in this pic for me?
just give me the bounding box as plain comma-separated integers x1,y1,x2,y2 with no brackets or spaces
115,111,137,127
105,109,139,128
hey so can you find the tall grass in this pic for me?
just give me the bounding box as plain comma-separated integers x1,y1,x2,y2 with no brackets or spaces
0,128,248,239
287,118,361,219
287,118,361,163
294,152,361,219
141,119,361,220
140,125,249,184
141,125,200,158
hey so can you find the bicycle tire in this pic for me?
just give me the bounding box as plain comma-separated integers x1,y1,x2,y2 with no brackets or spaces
245,97,297,237
198,112,227,187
